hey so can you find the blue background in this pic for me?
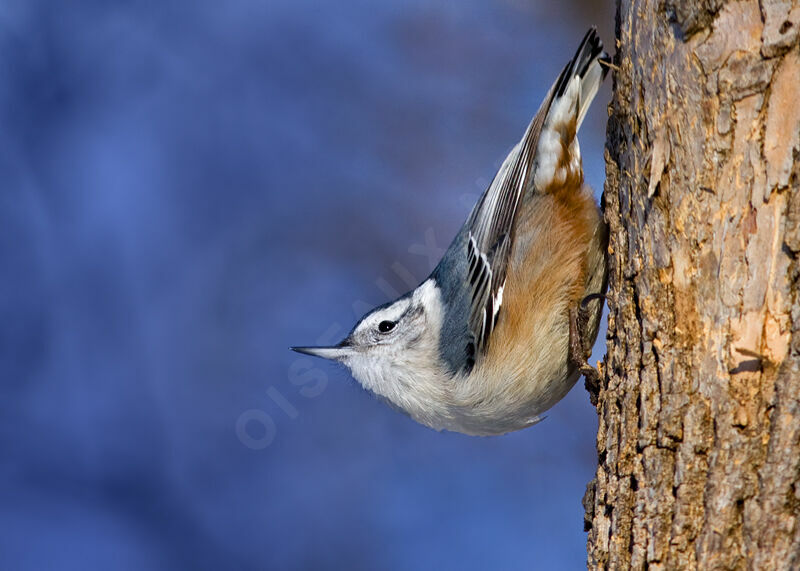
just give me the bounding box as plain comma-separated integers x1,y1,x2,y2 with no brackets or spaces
1,1,613,569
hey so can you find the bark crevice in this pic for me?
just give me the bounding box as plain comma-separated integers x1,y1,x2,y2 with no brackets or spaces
587,0,800,568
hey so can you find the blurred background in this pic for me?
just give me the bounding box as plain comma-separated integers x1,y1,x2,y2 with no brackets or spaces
0,1,614,569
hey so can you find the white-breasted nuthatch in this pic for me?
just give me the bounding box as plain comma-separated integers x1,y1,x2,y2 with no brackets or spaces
293,29,609,435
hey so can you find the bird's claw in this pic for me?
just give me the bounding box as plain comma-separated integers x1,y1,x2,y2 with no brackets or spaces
569,300,602,406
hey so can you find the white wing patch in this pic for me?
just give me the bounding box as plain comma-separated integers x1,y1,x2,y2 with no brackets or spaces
466,234,493,350
466,231,510,357
492,280,505,325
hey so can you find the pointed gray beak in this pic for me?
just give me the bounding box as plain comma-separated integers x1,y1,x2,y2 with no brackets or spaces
290,340,353,361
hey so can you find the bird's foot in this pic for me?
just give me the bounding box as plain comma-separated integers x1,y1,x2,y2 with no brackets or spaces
569,294,605,406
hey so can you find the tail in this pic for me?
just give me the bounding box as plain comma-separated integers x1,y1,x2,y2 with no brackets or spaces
552,28,608,129
532,28,608,193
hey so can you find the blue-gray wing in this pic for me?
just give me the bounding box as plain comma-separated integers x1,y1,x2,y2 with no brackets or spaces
464,112,543,354
436,28,605,376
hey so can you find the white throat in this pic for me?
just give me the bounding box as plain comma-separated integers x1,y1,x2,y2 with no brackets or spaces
344,280,456,429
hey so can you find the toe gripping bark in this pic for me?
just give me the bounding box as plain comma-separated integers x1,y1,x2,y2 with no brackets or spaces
570,293,604,406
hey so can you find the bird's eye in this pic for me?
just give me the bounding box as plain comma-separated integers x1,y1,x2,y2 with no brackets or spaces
378,320,396,333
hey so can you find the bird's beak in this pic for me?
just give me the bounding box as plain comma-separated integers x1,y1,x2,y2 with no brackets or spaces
290,340,353,361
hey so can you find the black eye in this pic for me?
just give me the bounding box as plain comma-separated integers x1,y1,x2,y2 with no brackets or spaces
378,320,396,333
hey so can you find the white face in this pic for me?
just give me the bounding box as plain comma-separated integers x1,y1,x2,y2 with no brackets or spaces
347,297,421,356
338,279,444,402
292,280,448,424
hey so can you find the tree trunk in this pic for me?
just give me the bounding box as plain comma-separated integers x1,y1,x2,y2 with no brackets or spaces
585,0,800,568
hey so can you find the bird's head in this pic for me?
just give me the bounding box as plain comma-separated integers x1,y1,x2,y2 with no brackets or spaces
292,280,450,417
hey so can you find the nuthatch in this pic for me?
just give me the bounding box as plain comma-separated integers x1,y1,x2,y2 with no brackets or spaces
293,29,608,436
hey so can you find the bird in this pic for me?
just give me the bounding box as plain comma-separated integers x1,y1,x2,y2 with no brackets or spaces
292,28,609,436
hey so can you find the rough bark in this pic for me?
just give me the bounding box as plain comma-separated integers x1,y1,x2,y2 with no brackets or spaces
585,0,800,569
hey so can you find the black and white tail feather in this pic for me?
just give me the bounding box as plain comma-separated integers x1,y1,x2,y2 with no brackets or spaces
454,28,608,375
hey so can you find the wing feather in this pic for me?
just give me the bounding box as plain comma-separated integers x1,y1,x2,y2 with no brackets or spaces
461,28,605,365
